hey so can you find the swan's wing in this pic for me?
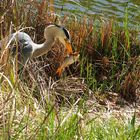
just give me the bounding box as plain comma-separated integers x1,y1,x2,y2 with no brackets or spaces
0,32,33,65
11,32,33,64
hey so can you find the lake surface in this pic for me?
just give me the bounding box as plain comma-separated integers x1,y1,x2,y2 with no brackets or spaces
54,0,140,28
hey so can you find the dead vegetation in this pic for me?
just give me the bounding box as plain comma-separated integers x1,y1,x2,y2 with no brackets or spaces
0,0,140,114
1,1,140,139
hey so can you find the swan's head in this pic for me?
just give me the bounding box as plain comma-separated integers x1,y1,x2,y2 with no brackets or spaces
44,24,73,54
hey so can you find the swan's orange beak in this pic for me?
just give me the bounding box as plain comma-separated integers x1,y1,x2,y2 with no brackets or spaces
56,66,63,76
65,40,73,55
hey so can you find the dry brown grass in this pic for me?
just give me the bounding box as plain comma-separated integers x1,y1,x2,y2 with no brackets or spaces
0,0,140,101
0,1,140,139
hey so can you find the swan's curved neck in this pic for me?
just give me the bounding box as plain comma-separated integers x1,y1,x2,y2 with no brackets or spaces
31,39,54,58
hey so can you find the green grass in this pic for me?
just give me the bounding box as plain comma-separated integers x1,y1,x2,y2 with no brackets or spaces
0,0,140,139
0,81,139,140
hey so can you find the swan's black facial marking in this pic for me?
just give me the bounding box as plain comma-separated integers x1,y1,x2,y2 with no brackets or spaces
55,24,70,40
62,28,70,40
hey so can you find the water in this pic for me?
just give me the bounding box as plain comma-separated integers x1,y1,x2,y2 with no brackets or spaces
54,0,140,28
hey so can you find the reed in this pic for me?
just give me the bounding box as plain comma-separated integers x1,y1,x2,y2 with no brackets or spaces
0,0,140,139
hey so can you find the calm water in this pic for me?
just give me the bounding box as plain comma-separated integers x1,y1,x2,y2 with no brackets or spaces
54,0,140,28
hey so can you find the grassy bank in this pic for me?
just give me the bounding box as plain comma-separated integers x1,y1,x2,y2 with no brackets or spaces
0,0,140,139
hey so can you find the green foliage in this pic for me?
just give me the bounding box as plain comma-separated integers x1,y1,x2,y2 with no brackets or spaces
0,0,140,139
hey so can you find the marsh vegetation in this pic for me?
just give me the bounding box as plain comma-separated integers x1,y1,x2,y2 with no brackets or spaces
0,0,140,139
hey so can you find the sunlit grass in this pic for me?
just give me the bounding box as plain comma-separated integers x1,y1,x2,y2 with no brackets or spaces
0,0,140,139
